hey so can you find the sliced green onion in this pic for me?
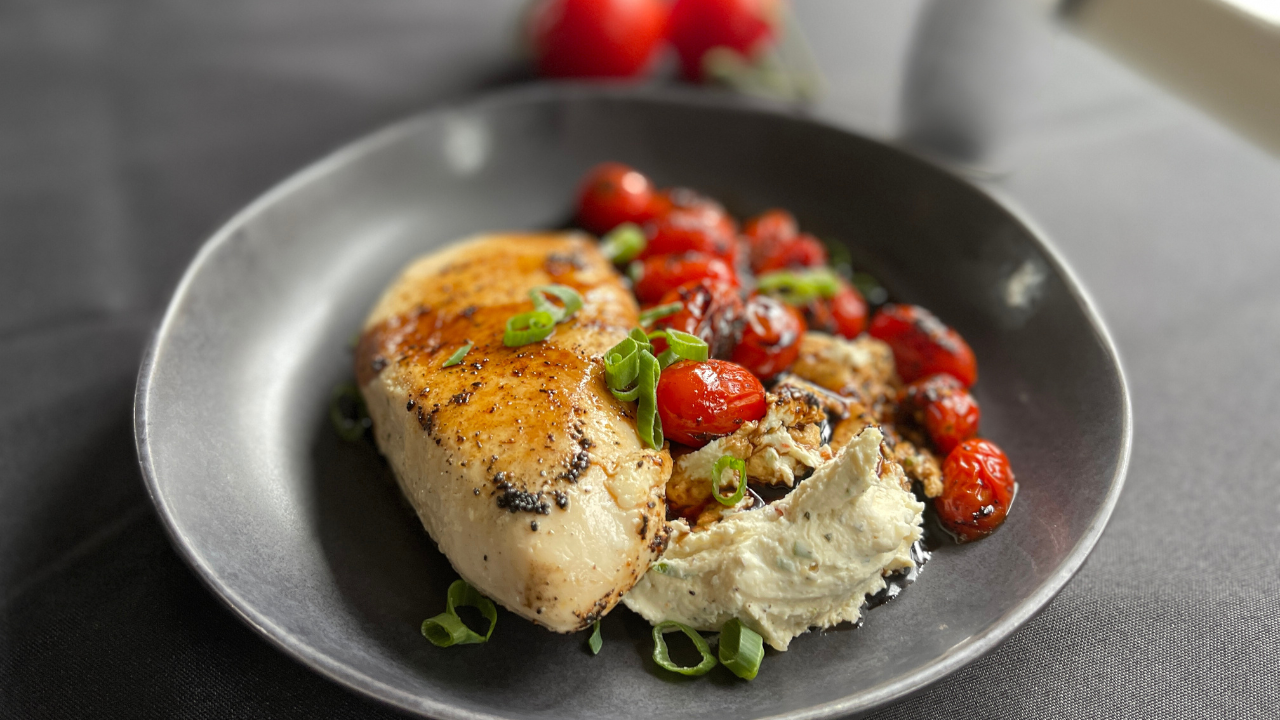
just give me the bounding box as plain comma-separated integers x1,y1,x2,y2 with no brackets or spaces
529,284,583,323
651,621,717,676
711,455,748,507
757,268,842,305
442,341,473,368
648,328,709,369
603,329,663,449
420,580,498,647
600,222,646,264
650,562,671,575
503,310,557,347
329,383,371,442
718,618,765,680
588,619,603,655
639,302,683,326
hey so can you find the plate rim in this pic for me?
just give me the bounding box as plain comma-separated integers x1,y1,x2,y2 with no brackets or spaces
134,83,1133,720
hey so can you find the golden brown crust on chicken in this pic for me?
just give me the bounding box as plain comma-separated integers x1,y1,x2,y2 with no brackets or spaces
356,233,672,632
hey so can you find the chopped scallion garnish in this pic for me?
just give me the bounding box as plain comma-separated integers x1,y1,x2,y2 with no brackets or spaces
600,223,646,264
529,284,583,323
588,619,603,655
711,455,748,506
639,302,683,326
651,621,717,676
757,268,842,305
503,311,557,347
603,329,664,449
718,618,765,680
421,580,497,647
647,328,709,369
329,383,371,442
442,341,473,368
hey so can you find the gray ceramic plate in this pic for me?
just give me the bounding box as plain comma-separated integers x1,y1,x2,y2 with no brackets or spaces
135,85,1130,720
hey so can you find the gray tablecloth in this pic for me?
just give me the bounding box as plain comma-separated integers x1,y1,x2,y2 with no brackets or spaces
2,1,1277,718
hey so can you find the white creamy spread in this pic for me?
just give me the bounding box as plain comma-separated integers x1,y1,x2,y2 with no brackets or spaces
623,426,924,651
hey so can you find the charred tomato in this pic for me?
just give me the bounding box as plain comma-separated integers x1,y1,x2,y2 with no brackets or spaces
936,439,1015,542
632,253,737,304
730,294,806,379
651,280,745,359
869,303,977,386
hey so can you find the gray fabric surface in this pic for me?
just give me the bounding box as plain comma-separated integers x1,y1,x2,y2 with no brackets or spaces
2,0,1277,717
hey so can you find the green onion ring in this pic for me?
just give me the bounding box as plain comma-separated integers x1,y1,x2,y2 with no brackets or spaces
635,350,663,449
639,302,683,326
602,328,663,449
529,284,583,323
600,223,647,264
718,618,765,680
420,580,498,647
441,341,473,368
588,620,603,655
711,455,748,507
648,328,709,369
756,268,842,305
329,383,371,442
503,310,557,347
651,621,717,676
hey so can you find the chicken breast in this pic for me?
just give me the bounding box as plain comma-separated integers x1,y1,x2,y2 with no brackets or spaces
355,233,672,632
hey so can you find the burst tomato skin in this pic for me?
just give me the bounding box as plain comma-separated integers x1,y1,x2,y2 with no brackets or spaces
744,208,798,247
869,303,977,386
529,0,669,79
936,439,1015,542
752,233,828,274
651,280,745,359
667,0,778,81
902,374,980,454
576,163,656,234
632,253,737,304
730,294,806,380
656,359,767,447
801,281,867,339
638,211,737,260
647,187,737,238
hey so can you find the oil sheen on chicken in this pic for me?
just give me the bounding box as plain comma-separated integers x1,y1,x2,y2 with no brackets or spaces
355,233,672,632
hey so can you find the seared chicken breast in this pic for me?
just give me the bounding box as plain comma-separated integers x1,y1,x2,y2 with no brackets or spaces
355,233,672,632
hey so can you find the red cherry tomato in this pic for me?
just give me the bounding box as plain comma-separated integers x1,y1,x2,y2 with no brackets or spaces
936,439,1015,542
803,281,867,339
667,0,779,81
632,253,737,304
652,280,745,359
730,294,806,380
638,211,737,260
744,208,798,247
752,232,828,274
529,0,669,79
576,163,656,235
869,303,977,386
902,374,980,454
656,359,767,447
648,187,737,238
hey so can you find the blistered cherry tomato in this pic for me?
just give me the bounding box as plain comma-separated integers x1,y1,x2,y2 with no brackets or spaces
656,359,767,447
632,253,737,304
647,187,737,238
652,280,745,359
744,208,798,247
667,0,779,81
869,303,977,386
803,281,867,339
752,233,827,274
936,439,1015,542
902,374,980,454
576,163,656,235
730,294,806,379
529,0,669,79
639,212,737,260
